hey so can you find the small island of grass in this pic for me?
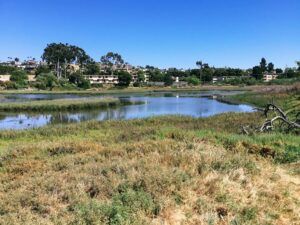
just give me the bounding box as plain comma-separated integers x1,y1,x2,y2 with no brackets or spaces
0,97,140,112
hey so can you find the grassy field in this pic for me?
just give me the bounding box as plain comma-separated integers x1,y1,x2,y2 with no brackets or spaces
0,98,140,112
0,84,299,225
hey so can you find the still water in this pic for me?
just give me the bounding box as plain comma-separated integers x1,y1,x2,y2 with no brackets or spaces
0,91,254,130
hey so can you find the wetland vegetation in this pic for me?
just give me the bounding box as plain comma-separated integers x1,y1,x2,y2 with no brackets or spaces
0,84,299,224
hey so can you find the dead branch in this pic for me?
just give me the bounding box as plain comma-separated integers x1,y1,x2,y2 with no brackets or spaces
264,104,287,119
242,103,300,134
241,125,250,135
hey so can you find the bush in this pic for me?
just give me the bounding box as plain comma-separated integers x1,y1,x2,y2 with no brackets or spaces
58,78,77,89
164,74,173,86
68,72,91,89
218,77,260,86
78,78,91,89
0,65,17,74
73,188,158,225
35,65,51,75
9,70,28,88
116,71,132,87
186,76,200,85
0,81,17,89
133,82,140,87
35,72,58,90
91,83,103,88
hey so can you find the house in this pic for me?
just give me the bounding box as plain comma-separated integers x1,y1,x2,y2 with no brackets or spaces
22,60,39,73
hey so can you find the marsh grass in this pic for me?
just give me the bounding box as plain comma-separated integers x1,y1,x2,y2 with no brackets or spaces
0,97,140,112
0,114,299,224
0,86,299,224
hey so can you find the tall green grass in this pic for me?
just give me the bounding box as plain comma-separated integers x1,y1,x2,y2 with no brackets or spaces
0,98,140,112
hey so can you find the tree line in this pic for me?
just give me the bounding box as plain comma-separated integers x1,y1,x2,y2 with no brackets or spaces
1,42,300,89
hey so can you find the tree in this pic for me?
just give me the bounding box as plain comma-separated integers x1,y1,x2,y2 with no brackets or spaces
10,70,28,88
84,62,100,75
296,61,300,71
42,43,90,78
201,68,213,82
35,65,51,75
117,71,132,87
164,73,173,86
196,61,203,83
252,66,263,80
267,63,274,73
134,71,145,87
284,69,298,78
260,58,267,72
100,52,124,75
137,71,145,83
148,69,164,82
14,57,20,62
275,68,283,74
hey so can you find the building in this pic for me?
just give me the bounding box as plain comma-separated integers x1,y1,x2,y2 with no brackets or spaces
263,73,278,82
84,75,119,84
85,62,149,85
0,75,11,82
22,60,39,73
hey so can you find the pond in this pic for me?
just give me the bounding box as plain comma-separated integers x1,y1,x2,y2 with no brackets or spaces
0,91,254,130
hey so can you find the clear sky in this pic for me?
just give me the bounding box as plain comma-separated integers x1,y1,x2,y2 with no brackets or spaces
0,0,299,69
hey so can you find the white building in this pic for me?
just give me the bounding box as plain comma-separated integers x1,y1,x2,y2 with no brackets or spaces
84,73,149,85
0,75,11,82
84,75,119,84
263,73,278,82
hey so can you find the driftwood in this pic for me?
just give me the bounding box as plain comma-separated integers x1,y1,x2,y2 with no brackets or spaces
242,104,300,134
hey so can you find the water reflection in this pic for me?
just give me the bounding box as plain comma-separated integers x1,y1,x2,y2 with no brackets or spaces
0,95,254,130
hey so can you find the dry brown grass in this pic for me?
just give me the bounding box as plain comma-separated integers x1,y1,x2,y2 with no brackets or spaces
0,115,299,225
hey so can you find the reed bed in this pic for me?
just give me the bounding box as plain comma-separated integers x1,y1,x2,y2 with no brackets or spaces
0,97,136,112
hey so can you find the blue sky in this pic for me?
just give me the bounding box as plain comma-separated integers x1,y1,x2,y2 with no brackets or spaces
0,0,299,69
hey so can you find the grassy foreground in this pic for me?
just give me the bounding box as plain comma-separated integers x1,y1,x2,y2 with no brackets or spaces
0,98,136,112
0,113,299,225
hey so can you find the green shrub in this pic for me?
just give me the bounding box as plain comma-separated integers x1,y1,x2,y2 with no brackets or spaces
186,76,200,85
35,72,58,90
73,188,157,225
0,65,17,74
241,207,257,222
116,71,132,87
9,70,28,88
275,145,300,163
